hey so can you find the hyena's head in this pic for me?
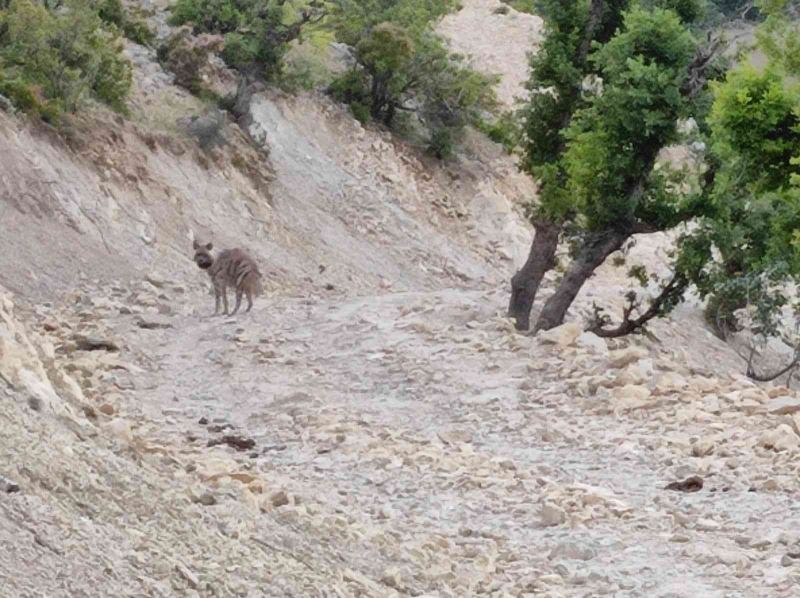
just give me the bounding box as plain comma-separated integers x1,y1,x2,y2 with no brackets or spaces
193,240,214,270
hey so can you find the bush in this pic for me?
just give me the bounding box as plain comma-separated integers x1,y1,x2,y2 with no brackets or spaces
169,0,324,81
98,0,155,46
0,0,132,120
328,3,498,157
427,126,456,159
499,0,535,14
477,111,521,153
157,27,222,93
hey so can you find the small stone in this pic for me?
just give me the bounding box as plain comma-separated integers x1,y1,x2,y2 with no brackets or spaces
98,403,115,416
767,397,800,416
207,435,256,451
27,397,43,412
665,476,703,493
671,534,691,543
539,503,566,527
0,476,20,493
759,424,799,452
381,567,403,589
175,563,200,589
437,430,472,445
192,492,217,506
106,418,133,443
146,275,167,288
781,554,795,567
538,322,582,348
575,332,608,356
691,438,716,457
271,491,290,508
548,541,597,561
696,518,721,532
608,346,649,368
612,384,651,403
136,316,173,330
72,335,120,352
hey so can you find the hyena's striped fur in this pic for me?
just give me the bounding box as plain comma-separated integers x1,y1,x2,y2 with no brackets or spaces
193,240,262,315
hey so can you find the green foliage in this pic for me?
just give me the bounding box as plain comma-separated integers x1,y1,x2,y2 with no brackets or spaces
756,0,800,74
499,0,536,14
477,110,521,153
156,27,219,93
640,0,706,23
0,0,132,121
329,0,459,47
97,0,155,46
520,0,633,220
169,0,323,81
695,64,800,330
328,1,496,157
563,8,698,229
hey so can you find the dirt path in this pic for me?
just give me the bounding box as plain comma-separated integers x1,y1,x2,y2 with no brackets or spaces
96,284,800,597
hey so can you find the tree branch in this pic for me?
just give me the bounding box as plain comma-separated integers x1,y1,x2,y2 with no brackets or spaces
588,274,689,337
746,354,800,382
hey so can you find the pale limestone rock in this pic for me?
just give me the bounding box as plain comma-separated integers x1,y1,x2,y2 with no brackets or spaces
696,518,721,532
548,541,597,561
539,503,567,527
759,425,800,452
608,346,649,368
767,397,800,416
538,322,583,349
575,332,608,356
106,418,133,443
612,384,651,403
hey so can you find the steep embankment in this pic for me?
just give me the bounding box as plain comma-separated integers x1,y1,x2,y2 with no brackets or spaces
2,1,800,597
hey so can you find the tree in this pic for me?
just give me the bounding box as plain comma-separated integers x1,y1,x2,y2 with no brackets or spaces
0,0,132,121
687,0,800,379
327,0,497,157
168,0,325,80
509,0,632,330
533,5,717,332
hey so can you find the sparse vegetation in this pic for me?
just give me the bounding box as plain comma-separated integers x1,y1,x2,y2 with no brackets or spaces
168,0,325,81
327,0,498,158
0,0,132,123
97,0,155,46
157,26,223,94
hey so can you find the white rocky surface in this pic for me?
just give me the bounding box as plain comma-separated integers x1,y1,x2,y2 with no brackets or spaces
1,2,799,596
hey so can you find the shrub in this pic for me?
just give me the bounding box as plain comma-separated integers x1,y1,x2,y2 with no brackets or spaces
157,27,222,93
426,126,456,159
0,0,132,120
98,0,156,46
169,0,324,81
328,2,498,157
477,111,521,153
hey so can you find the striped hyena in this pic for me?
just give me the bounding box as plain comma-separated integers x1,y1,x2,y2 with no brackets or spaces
193,240,262,315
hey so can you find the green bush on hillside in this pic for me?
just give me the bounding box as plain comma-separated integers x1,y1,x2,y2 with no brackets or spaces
168,0,324,81
327,1,498,158
0,0,132,122
97,0,156,46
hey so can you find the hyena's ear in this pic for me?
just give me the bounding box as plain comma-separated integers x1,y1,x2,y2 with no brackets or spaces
205,242,213,250
193,239,199,250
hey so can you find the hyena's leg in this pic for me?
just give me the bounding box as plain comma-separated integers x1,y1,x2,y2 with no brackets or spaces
221,284,230,315
245,289,253,313
213,285,221,315
231,289,243,315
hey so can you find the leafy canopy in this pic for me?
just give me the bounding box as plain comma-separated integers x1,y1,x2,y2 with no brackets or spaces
0,0,132,121
328,0,497,158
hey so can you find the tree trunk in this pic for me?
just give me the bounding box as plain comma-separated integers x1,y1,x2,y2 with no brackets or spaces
508,218,561,331
534,229,629,332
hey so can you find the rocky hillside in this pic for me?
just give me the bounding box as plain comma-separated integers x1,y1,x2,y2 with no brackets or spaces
2,1,800,597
